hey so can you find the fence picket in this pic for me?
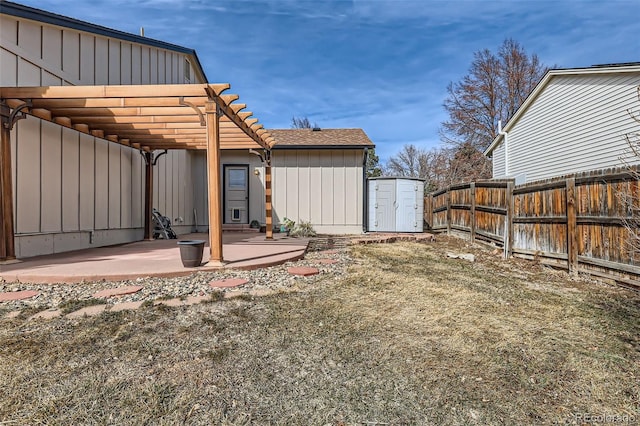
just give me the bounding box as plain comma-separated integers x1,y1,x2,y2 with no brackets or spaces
566,178,578,274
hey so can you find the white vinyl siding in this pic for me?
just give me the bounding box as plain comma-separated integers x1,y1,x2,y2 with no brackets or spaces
0,13,204,257
505,72,640,183
272,150,365,234
492,142,506,178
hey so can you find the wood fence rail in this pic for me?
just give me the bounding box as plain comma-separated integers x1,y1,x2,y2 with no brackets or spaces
424,167,640,289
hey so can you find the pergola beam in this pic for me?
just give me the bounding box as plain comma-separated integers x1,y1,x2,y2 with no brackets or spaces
141,142,260,150
105,134,204,141
47,106,204,116
95,122,204,130
0,83,231,99
99,127,205,135
141,145,205,150
66,115,203,124
30,96,210,108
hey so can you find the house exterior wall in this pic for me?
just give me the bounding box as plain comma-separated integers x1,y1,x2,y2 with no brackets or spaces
0,13,203,257
491,71,640,183
272,149,365,234
152,150,198,235
491,142,506,178
191,149,366,234
191,150,266,230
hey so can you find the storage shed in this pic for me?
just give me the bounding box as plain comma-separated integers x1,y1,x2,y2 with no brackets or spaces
368,177,424,233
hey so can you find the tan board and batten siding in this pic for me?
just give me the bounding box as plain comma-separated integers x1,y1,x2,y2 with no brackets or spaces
0,12,203,257
489,68,640,183
191,151,267,229
191,149,367,234
272,150,364,234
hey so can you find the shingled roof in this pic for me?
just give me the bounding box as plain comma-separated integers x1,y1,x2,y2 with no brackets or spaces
270,128,374,149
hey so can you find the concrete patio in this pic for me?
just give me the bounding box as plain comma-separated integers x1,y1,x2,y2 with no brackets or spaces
0,233,309,284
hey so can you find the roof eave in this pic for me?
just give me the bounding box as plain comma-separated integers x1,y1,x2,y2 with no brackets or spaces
484,134,503,156
188,51,208,83
272,144,374,150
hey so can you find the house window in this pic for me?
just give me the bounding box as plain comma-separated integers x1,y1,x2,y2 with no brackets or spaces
228,169,247,189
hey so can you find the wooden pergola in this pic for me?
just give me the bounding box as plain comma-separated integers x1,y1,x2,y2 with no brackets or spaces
0,83,275,264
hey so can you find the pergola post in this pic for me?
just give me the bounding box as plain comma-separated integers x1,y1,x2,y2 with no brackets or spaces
143,152,154,240
265,154,273,240
205,101,224,264
0,105,17,261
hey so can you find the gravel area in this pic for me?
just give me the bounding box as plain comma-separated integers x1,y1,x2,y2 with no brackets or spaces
0,248,350,313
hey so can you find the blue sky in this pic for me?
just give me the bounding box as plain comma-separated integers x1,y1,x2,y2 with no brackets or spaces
17,0,640,163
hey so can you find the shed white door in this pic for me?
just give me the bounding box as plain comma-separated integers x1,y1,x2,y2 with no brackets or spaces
224,166,249,224
373,180,396,232
395,180,421,232
368,179,424,232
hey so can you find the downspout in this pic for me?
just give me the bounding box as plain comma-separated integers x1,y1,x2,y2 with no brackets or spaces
498,120,509,176
498,120,510,260
363,148,369,233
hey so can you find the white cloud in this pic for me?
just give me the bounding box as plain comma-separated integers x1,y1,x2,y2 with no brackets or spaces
14,0,640,164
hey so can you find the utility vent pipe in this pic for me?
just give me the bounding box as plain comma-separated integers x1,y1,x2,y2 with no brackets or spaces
498,120,509,176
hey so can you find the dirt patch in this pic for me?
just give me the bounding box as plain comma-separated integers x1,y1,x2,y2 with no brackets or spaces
0,236,638,425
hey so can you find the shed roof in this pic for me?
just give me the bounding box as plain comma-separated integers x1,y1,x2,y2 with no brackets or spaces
270,128,374,149
484,62,640,156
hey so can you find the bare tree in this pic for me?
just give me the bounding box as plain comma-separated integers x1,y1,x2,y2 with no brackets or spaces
441,39,549,152
291,116,318,129
446,143,492,185
385,144,432,178
385,144,481,192
420,148,452,192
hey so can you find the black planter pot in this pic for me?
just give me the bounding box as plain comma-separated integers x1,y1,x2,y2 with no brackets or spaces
177,240,205,267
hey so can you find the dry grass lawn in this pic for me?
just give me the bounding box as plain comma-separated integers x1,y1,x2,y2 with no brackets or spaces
1,236,638,425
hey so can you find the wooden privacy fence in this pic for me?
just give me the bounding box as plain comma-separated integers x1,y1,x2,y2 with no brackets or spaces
424,167,640,288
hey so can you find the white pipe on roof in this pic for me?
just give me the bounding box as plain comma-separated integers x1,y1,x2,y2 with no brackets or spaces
498,120,509,176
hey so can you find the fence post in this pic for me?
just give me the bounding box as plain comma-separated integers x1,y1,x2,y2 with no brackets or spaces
446,187,451,235
566,177,578,274
424,195,433,231
504,181,514,259
470,183,476,243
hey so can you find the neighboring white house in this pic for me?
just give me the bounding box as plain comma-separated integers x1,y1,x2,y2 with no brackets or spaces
0,1,373,259
484,63,640,184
